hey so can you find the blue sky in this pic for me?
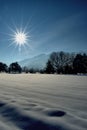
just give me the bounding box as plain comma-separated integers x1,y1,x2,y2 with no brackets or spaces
0,0,87,64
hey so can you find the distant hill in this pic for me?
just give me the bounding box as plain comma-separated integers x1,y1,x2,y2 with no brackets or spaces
19,54,50,70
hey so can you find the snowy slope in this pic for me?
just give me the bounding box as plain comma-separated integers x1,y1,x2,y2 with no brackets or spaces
19,54,49,69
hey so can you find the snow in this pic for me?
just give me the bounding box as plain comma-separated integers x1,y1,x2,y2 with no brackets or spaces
0,73,87,130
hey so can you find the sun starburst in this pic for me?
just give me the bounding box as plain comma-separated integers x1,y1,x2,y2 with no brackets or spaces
9,26,31,52
14,31,27,45
13,30,29,47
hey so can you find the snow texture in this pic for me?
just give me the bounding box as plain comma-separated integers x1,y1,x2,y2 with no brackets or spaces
0,73,87,130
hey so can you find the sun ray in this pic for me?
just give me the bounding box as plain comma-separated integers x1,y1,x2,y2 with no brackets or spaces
8,25,32,51
1,18,32,52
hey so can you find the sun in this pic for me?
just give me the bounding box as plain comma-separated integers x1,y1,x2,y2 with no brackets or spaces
8,26,31,52
6,21,32,52
14,31,27,45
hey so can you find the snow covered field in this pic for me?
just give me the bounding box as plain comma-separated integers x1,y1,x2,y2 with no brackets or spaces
0,73,87,130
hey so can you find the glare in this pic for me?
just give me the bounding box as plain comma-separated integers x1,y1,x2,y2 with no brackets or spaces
9,26,31,52
3,20,33,52
14,31,27,45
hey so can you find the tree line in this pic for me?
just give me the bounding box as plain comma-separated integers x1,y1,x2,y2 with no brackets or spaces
45,52,87,74
0,52,87,74
0,62,22,73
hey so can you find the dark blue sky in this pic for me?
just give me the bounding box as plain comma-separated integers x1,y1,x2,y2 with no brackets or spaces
0,0,87,64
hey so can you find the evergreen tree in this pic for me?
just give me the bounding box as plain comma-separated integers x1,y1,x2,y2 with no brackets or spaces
0,62,8,72
73,53,87,74
9,62,22,73
45,60,54,74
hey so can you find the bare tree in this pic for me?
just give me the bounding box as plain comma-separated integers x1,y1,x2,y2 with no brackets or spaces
46,51,75,74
